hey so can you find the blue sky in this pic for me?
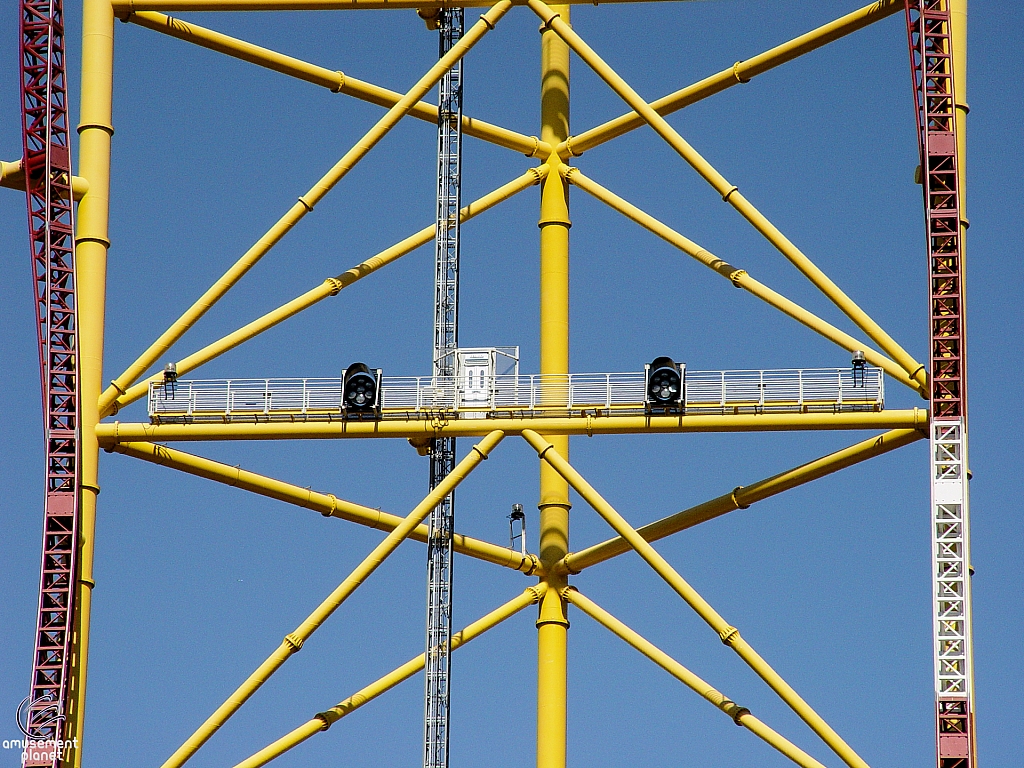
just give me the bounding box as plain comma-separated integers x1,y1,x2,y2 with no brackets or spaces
2,1,1022,766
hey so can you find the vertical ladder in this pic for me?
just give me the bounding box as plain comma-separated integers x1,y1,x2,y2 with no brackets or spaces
20,0,82,762
424,9,463,768
905,3,975,767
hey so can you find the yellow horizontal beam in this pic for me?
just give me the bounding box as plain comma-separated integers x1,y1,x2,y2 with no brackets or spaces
113,0,681,11
563,427,923,573
522,429,870,768
231,586,543,768
157,430,504,768
104,165,545,415
121,12,546,157
1,158,90,200
96,410,927,446
98,0,512,416
532,0,927,393
565,589,828,768
109,440,538,573
564,0,903,155
565,166,924,394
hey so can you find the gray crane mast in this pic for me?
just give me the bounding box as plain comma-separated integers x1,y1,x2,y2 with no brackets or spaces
424,8,463,768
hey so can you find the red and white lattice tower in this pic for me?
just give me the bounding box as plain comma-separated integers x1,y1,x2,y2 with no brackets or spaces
906,2,975,767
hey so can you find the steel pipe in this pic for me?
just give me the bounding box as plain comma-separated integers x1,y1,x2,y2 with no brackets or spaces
111,0,686,11
564,0,903,155
120,11,547,157
156,431,504,768
230,586,543,768
109,440,537,572
98,0,513,415
1,158,90,199
66,0,117,761
522,429,871,768
530,0,927,393
105,165,545,414
565,167,924,394
536,8,573,768
565,588,828,768
563,427,924,573
96,409,928,446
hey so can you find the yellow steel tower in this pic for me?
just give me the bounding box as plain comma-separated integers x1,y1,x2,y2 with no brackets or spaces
5,1,973,767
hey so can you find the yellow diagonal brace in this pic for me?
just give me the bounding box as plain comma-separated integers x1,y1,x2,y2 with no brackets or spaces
95,410,929,446
157,431,504,768
529,0,927,393
111,0,681,10
109,440,538,573
563,0,902,156
121,11,546,157
104,165,545,414
230,585,543,768
521,429,870,768
98,0,513,415
1,158,89,199
564,428,923,573
565,167,923,394
564,588,827,768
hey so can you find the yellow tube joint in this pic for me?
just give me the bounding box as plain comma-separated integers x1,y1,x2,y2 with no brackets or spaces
536,581,569,629
718,625,741,646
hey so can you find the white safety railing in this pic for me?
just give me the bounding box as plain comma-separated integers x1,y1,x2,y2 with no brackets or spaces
149,367,883,422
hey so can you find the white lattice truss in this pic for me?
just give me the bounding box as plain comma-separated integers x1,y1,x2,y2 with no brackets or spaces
929,419,973,700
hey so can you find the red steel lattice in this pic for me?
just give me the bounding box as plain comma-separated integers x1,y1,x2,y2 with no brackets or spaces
20,0,81,761
907,0,966,421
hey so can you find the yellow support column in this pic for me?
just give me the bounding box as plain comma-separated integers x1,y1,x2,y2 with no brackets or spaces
950,0,969,415
949,2,976,763
537,8,571,768
67,0,115,765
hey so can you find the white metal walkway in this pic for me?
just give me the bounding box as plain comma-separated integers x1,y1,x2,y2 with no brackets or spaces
148,367,884,423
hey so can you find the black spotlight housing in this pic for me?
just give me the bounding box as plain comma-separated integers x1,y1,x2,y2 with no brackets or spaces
645,356,685,413
342,363,380,416
851,350,866,388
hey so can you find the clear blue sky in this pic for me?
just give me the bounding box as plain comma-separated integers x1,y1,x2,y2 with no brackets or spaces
2,1,1022,766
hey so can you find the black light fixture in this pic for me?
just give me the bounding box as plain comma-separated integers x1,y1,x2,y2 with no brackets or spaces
645,356,684,412
851,350,866,388
342,363,379,414
163,361,178,398
508,504,526,555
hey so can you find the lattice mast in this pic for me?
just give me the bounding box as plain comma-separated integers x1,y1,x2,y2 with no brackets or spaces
905,2,975,767
20,0,82,761
424,8,464,768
